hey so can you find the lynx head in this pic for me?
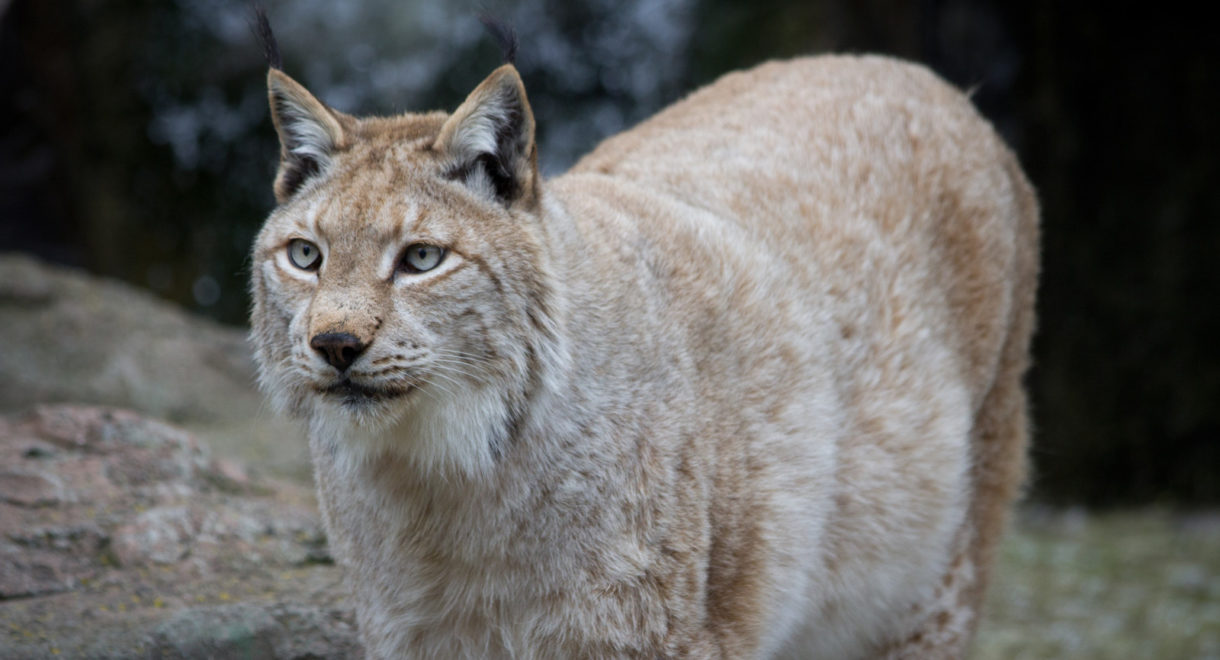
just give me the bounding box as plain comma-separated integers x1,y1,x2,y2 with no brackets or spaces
249,54,558,474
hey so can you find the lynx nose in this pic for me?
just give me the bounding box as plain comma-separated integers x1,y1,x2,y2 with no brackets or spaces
310,332,367,372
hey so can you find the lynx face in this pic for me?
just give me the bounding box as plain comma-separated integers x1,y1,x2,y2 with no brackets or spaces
250,67,554,472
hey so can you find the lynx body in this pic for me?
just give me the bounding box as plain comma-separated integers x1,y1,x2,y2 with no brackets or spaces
250,52,1037,659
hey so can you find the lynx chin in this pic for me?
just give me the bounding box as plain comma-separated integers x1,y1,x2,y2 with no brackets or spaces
248,21,1038,660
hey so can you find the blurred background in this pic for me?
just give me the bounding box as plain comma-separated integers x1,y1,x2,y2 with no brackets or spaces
3,0,1215,508
1,1,1218,656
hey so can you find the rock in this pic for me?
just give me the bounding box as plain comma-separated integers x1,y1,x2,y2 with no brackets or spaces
146,603,360,659
0,405,357,658
262,603,361,658
0,468,65,506
0,552,74,599
0,253,309,481
0,254,259,425
210,458,251,490
146,604,280,658
0,257,347,656
112,506,198,566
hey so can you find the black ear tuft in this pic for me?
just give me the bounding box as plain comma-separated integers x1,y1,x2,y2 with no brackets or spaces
435,66,537,207
251,5,283,71
479,15,518,65
448,96,525,201
266,69,346,203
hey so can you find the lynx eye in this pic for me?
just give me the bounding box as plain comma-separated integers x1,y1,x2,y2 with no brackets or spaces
287,239,322,271
401,243,446,273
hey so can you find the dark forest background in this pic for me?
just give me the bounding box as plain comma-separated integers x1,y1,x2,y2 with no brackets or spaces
1,0,1216,507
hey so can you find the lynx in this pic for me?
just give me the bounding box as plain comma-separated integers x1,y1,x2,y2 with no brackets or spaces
249,21,1038,659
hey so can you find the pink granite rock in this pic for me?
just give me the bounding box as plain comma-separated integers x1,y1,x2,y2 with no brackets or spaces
0,405,355,658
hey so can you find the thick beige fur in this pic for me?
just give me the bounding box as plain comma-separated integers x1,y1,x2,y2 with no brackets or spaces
250,55,1038,659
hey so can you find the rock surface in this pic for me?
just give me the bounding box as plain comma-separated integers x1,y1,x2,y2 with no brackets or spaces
0,405,359,659
0,253,309,480
0,254,257,424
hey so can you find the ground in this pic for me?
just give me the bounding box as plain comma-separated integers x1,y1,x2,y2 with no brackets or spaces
1,256,1215,658
2,405,1215,658
977,508,1220,659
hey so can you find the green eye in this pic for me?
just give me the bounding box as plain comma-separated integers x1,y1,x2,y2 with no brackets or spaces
401,244,446,273
288,239,322,271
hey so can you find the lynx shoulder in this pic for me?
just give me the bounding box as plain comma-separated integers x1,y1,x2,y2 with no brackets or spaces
250,33,1038,659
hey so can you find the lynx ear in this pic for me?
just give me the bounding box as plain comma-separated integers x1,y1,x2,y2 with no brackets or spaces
267,69,347,203
435,65,537,206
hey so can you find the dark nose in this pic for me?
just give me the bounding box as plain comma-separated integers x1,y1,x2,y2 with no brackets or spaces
310,332,368,372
